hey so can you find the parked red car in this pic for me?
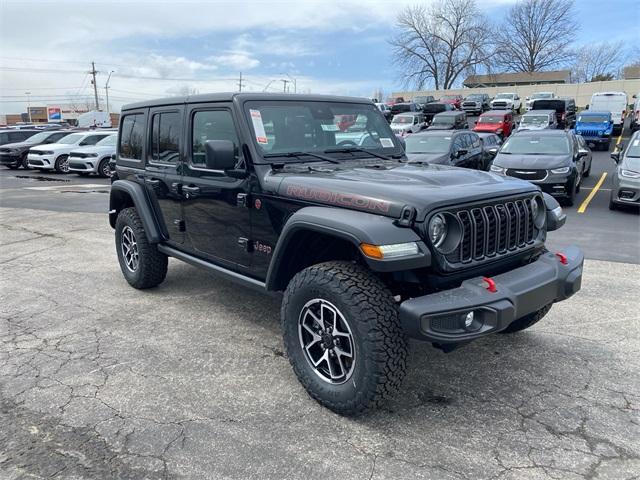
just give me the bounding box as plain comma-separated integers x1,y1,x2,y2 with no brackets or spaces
385,96,405,106
439,94,463,110
473,110,515,139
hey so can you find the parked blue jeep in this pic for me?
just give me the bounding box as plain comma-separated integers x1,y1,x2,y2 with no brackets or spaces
574,111,614,151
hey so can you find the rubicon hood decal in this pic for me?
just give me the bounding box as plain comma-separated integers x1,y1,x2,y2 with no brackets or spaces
285,185,391,213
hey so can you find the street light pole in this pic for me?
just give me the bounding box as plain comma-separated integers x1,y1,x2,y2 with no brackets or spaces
105,70,115,114
25,91,32,122
286,74,297,93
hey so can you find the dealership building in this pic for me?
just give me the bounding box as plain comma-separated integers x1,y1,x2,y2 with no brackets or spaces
1,104,119,127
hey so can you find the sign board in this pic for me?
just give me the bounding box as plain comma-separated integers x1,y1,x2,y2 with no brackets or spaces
47,106,62,122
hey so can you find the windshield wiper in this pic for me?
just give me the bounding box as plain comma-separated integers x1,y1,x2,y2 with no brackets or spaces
263,151,340,164
324,146,400,161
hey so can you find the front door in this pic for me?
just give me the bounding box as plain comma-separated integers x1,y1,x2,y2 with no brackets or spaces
181,105,251,268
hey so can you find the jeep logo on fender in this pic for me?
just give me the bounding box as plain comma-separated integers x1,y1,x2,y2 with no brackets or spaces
285,185,390,213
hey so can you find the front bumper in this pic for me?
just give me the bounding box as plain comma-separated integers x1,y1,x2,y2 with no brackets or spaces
399,246,583,343
27,153,55,169
68,157,99,173
611,177,640,205
0,154,21,166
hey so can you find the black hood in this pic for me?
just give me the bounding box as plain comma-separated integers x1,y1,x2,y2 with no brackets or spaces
493,153,571,170
261,161,538,221
405,152,450,165
0,140,41,152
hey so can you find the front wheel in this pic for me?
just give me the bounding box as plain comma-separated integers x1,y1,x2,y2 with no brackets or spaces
282,261,407,416
21,154,30,169
98,158,111,178
499,304,552,334
54,154,69,173
115,207,168,289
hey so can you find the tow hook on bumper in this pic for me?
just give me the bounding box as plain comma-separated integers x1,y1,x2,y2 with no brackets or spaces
398,246,584,344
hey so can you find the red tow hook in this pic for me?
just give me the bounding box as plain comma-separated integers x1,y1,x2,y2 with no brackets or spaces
483,277,497,293
555,252,568,265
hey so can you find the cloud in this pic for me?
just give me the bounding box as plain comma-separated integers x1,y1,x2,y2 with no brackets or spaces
209,53,260,70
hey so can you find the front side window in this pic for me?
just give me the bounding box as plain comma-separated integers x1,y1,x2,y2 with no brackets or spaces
150,112,180,163
120,114,144,160
191,110,239,167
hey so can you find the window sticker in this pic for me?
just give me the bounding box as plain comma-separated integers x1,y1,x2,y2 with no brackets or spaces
380,138,394,148
321,123,339,131
250,109,268,144
633,139,639,147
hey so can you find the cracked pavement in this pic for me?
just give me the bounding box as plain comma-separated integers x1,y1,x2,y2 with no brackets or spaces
0,206,639,479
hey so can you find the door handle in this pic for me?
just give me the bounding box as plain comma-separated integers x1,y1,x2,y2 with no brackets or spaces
182,185,200,198
145,178,161,186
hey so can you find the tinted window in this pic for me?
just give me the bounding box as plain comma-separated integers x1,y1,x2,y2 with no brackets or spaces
192,110,239,167
150,112,180,163
49,132,70,142
0,133,8,143
81,134,109,146
120,114,144,160
470,134,481,148
453,136,465,151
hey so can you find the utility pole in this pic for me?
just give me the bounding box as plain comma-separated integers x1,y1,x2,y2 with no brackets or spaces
285,74,297,93
281,79,290,93
105,70,114,114
237,72,245,92
25,91,32,122
89,61,100,111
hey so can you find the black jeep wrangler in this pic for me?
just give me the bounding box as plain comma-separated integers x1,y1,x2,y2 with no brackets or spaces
109,93,583,415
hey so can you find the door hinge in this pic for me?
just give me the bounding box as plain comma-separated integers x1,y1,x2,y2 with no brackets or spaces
237,237,252,252
173,219,185,232
237,193,249,208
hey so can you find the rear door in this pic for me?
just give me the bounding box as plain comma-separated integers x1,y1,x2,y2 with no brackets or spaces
143,107,185,245
181,104,251,268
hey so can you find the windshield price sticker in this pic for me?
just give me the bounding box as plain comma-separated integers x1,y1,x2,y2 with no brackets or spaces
250,109,268,144
380,138,394,148
633,139,639,147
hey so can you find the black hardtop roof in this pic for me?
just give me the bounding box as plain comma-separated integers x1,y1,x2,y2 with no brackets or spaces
122,92,374,111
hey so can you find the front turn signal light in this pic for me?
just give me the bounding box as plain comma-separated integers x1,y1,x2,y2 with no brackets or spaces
360,242,419,260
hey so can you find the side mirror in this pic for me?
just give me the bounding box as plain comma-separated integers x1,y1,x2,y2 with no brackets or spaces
577,150,588,159
204,140,237,170
455,148,468,158
487,147,498,156
584,105,589,110
611,151,620,163
111,153,116,160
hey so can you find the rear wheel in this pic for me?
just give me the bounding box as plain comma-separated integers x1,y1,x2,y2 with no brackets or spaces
499,304,552,334
115,207,168,289
282,261,407,416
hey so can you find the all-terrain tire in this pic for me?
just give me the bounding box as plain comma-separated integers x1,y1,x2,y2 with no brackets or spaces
281,261,407,416
115,207,168,289
499,304,552,334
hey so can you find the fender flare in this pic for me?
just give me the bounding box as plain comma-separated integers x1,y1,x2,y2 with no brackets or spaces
109,180,163,243
265,206,430,291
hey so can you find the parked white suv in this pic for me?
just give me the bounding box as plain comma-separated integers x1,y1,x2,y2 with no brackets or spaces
68,133,117,177
28,131,114,172
589,92,628,134
390,113,427,135
525,92,555,111
490,93,522,113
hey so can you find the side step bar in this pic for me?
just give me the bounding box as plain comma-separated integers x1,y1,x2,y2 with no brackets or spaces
157,244,268,293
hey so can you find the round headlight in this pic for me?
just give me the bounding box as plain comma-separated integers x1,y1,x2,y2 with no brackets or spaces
531,196,545,228
428,214,448,248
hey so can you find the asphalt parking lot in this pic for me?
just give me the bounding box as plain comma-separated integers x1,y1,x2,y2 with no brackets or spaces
1,124,639,479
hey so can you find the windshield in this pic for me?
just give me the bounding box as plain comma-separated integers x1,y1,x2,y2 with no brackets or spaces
244,101,401,160
405,135,452,154
501,135,569,155
521,115,549,124
578,115,609,123
392,115,413,124
97,134,117,146
495,94,514,99
466,95,483,100
414,96,431,103
479,115,503,124
431,117,454,126
532,93,552,99
25,131,56,143
441,95,458,100
424,104,445,113
56,133,83,144
625,140,640,159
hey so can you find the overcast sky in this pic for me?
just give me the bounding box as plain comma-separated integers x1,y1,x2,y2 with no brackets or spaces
0,0,637,115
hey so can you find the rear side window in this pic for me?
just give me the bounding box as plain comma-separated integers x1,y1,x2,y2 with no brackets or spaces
50,132,69,142
191,110,239,167
150,112,181,163
81,135,108,146
120,114,144,160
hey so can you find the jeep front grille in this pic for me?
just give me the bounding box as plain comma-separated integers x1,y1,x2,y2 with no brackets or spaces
443,197,538,265
577,129,600,138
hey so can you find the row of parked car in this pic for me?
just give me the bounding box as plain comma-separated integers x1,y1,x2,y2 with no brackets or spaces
0,128,117,177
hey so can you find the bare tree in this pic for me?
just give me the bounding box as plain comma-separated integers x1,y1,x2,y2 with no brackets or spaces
390,0,493,90
494,0,577,72
572,41,625,82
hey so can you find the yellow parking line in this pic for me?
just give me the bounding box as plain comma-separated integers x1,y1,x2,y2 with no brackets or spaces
578,172,607,213
616,131,624,145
